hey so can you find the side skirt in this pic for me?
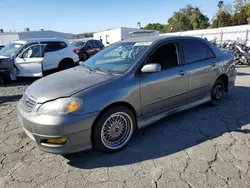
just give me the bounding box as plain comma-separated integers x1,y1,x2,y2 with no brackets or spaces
137,93,211,129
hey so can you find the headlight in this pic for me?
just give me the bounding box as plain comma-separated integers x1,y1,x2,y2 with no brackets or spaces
37,98,82,116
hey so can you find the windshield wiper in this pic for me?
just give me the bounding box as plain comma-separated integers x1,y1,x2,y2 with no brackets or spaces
92,66,103,72
94,67,115,75
81,64,95,72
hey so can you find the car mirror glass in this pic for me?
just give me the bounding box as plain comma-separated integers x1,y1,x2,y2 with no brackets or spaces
141,63,161,73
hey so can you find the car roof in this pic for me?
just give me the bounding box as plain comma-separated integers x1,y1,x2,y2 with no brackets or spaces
121,35,205,43
14,38,66,44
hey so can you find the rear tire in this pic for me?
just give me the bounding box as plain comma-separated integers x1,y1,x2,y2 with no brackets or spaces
210,79,225,106
58,59,74,71
92,106,136,152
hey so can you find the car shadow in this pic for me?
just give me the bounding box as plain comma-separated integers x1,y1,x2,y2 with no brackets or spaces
0,95,23,103
64,86,250,169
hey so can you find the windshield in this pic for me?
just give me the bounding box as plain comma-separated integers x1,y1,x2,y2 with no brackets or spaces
0,43,23,57
82,42,151,74
72,41,86,48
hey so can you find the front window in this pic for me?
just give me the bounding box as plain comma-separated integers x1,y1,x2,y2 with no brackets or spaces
0,43,23,57
82,42,151,74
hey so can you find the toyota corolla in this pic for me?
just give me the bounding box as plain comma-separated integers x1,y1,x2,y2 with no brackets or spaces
17,36,236,154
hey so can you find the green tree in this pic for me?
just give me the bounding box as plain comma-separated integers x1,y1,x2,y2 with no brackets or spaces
167,5,209,32
211,18,219,28
180,4,194,20
232,2,250,25
218,1,224,9
144,23,167,33
167,11,193,32
218,10,232,26
244,2,250,15
212,1,233,28
211,10,232,28
190,8,210,29
232,9,248,25
234,0,246,12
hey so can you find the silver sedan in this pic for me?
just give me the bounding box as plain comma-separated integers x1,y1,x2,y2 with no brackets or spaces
17,36,236,154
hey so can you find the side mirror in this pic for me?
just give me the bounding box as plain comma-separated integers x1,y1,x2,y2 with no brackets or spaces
141,63,161,73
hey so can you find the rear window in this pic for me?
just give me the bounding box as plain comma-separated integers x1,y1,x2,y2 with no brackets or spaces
41,42,67,53
182,40,214,64
207,46,215,58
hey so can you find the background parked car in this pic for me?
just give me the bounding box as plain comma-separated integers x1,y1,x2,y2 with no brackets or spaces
0,38,79,80
0,45,4,50
72,39,104,61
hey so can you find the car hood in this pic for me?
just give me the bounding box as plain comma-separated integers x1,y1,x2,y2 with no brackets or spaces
26,66,117,103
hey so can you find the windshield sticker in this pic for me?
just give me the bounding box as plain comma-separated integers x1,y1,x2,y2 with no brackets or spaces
134,42,152,46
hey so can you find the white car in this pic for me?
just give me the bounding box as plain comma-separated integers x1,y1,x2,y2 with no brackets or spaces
0,38,79,80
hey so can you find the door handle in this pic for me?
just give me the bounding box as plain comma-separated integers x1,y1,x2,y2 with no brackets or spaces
211,62,216,67
178,70,187,76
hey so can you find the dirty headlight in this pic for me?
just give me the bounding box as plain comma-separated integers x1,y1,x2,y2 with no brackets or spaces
37,98,82,116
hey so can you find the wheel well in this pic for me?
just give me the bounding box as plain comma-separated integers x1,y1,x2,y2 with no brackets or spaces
91,102,137,145
58,58,74,67
217,74,229,92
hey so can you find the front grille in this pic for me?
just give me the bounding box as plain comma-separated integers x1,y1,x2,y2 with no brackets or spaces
21,93,37,113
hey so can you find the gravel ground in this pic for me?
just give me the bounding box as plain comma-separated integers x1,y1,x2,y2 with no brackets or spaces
1,67,250,188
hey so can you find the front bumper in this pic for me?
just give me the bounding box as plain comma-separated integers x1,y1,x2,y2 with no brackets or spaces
17,102,99,154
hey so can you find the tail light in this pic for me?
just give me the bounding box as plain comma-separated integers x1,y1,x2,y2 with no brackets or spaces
73,49,80,54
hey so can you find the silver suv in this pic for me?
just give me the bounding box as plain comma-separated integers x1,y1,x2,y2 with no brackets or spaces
17,36,236,154
0,38,79,80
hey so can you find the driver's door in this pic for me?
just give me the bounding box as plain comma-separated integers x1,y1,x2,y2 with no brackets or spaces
139,42,189,116
15,44,46,77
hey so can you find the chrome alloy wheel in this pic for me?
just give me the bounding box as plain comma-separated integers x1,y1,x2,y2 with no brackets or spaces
101,112,133,150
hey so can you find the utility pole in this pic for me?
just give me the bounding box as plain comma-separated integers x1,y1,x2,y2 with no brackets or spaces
137,22,141,29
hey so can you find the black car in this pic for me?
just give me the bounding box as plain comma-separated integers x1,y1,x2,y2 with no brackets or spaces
72,40,104,61
0,45,4,50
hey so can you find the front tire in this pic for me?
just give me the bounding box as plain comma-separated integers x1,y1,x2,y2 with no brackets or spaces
82,52,89,61
210,79,225,106
92,106,136,152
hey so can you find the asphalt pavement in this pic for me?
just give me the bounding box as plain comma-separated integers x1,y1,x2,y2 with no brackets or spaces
1,67,250,188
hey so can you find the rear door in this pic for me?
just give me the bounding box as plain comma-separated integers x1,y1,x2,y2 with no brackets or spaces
180,39,218,101
41,42,67,71
15,44,46,77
